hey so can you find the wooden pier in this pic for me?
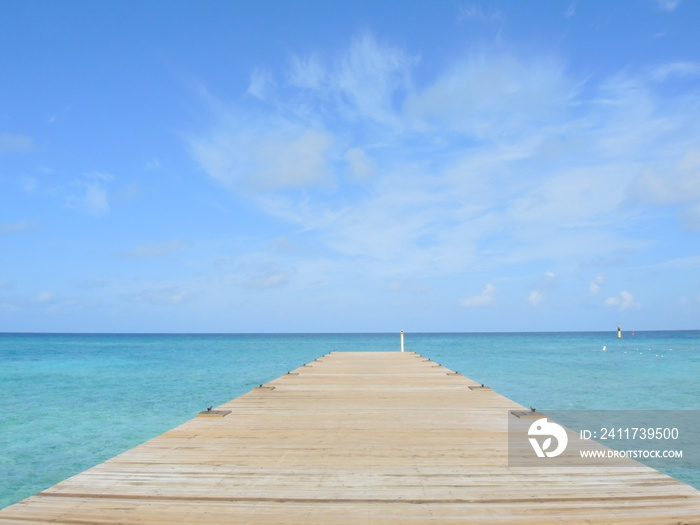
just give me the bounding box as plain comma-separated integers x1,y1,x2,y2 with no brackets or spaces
2,351,700,523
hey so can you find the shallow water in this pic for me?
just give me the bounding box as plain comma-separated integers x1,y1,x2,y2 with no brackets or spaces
1,331,698,509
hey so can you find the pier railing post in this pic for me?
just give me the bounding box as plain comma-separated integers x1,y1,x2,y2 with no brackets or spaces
400,330,404,352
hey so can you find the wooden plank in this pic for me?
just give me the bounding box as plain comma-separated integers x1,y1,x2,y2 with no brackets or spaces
2,351,700,524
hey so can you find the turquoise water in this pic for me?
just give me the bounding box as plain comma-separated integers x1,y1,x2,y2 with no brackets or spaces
1,331,699,509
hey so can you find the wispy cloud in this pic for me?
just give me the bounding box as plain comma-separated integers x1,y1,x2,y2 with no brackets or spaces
244,271,290,290
117,239,183,258
187,31,700,315
658,0,681,12
527,271,558,306
625,149,700,231
190,121,335,192
460,284,496,307
589,274,605,294
21,175,38,194
0,221,29,234
457,5,503,22
85,171,115,182
288,54,326,91
650,61,700,82
122,286,190,305
144,158,160,170
344,147,376,181
404,55,574,139
0,133,34,154
36,291,54,303
66,172,114,217
80,278,111,289
248,67,275,100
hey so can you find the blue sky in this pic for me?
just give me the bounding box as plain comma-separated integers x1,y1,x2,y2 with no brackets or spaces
1,0,699,333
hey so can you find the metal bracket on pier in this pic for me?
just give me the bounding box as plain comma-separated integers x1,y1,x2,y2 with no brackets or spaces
196,409,232,418
510,410,545,419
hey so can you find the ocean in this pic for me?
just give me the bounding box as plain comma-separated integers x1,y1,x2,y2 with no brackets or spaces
1,331,699,509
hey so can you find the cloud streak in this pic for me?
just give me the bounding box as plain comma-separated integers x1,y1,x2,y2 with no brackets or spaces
121,286,190,305
0,133,34,154
117,239,183,258
0,221,29,234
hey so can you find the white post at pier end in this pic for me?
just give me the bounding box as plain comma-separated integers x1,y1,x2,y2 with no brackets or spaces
400,330,404,352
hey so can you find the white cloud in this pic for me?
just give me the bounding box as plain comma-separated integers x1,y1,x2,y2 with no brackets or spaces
257,129,334,189
287,32,416,126
604,296,618,307
67,173,114,217
245,272,290,289
334,32,414,126
0,133,34,154
457,5,502,22
684,202,700,231
605,290,640,310
85,171,115,182
188,32,700,310
37,292,54,303
82,181,110,216
191,122,334,191
650,61,700,82
122,287,190,305
248,68,275,100
117,239,183,258
404,55,574,139
460,284,495,307
0,221,29,234
386,281,430,294
526,271,557,306
628,164,692,231
144,158,160,171
590,274,605,294
628,166,700,205
527,290,544,306
658,0,681,12
21,175,38,193
625,148,700,230
344,147,375,181
80,278,111,289
288,54,326,91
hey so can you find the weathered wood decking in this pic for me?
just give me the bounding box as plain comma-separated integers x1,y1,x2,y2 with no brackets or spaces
2,351,700,523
